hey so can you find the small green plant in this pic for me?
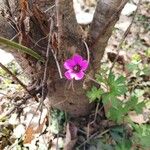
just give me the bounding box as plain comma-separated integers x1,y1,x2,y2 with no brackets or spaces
126,51,150,77
49,109,66,134
110,125,132,150
87,70,145,123
132,124,150,149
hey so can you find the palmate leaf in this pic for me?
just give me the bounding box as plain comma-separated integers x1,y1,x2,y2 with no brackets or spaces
102,92,112,104
87,86,104,102
134,102,145,114
110,126,132,150
115,141,132,150
108,107,126,122
102,92,122,108
95,72,107,84
125,96,145,114
108,96,145,122
133,124,150,148
126,62,139,72
0,36,44,62
108,72,127,96
143,64,150,76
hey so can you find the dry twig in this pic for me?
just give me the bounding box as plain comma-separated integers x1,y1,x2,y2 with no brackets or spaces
0,62,30,93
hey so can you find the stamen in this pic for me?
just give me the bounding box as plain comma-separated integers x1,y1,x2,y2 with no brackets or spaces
73,64,81,73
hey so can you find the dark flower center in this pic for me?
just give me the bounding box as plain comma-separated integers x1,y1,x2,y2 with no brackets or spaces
73,64,81,73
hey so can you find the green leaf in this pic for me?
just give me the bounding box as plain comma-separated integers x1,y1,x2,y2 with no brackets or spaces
126,63,139,72
0,36,44,62
102,92,121,108
95,70,108,84
146,48,150,57
112,98,122,108
111,125,124,133
125,96,145,114
108,72,115,85
134,101,145,114
125,96,138,111
97,142,114,150
110,126,132,150
107,107,124,122
115,140,132,150
110,129,123,143
95,73,104,83
143,64,150,76
133,124,150,148
87,86,104,102
131,54,141,61
108,73,127,96
102,92,113,104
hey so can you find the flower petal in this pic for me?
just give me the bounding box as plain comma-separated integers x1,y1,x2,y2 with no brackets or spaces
64,59,75,70
74,71,84,80
64,71,73,80
80,60,88,71
73,54,83,64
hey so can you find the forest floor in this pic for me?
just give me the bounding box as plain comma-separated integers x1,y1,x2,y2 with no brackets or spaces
0,0,150,150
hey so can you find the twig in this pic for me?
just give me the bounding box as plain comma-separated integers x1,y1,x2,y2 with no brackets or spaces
50,41,63,78
10,32,20,41
32,34,49,49
78,129,109,148
56,133,59,150
95,129,110,138
55,0,62,53
87,102,100,138
3,0,12,17
86,74,108,90
38,18,54,125
5,14,20,32
50,21,63,78
44,5,55,13
0,92,12,99
7,136,23,150
53,51,63,78
20,18,61,129
83,40,90,64
0,62,39,102
0,96,28,117
53,0,63,78
94,102,100,123
41,19,53,101
109,0,141,73
0,62,30,94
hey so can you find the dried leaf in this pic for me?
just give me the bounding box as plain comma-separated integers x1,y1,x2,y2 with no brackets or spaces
64,122,78,150
140,33,150,46
24,117,46,144
128,111,149,124
19,0,28,11
107,52,125,65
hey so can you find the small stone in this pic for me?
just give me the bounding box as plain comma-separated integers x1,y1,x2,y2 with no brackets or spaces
121,3,137,16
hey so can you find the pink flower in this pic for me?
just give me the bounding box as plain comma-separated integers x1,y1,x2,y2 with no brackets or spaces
64,54,88,80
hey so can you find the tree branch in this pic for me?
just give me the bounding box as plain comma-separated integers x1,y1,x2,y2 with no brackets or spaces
87,0,128,70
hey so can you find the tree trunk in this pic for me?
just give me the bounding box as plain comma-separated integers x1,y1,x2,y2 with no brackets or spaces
0,0,128,117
